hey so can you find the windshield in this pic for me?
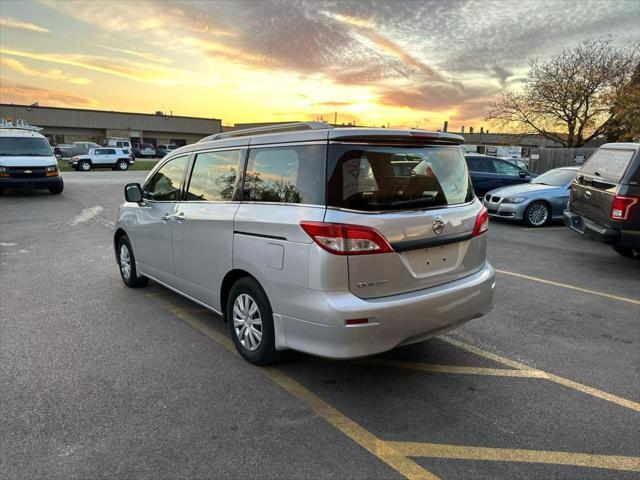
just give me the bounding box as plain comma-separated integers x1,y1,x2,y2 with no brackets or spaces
327,145,473,211
0,137,53,157
532,168,576,186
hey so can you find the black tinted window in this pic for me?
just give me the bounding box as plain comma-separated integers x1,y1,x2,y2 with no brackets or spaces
244,145,325,204
144,155,188,201
466,156,495,173
581,148,635,182
327,145,472,211
186,150,242,201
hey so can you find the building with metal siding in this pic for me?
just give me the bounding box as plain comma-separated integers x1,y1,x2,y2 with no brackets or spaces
0,104,222,147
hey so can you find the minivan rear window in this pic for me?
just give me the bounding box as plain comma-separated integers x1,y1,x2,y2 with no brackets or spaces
581,148,635,182
327,145,472,211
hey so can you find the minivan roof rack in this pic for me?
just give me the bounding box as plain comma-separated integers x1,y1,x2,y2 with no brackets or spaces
199,121,333,143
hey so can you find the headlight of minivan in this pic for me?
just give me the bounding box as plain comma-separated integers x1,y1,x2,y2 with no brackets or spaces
0,166,8,177
502,197,526,204
46,165,59,176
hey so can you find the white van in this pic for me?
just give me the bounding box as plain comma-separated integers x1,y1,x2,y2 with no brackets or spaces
106,138,132,155
0,123,63,195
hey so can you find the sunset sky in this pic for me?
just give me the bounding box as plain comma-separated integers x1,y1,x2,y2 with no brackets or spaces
1,0,638,130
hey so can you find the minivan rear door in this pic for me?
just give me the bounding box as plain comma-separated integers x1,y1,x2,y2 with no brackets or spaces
324,142,486,299
570,147,636,227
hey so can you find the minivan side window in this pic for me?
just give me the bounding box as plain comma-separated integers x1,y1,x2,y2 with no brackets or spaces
143,155,189,201
243,145,325,205
186,150,242,201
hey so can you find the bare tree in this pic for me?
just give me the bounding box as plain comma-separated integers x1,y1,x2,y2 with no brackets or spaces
488,39,639,147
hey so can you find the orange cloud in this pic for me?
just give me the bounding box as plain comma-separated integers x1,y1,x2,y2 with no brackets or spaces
0,81,97,107
0,57,93,85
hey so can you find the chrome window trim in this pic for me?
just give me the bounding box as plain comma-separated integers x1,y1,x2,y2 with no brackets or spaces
239,201,326,209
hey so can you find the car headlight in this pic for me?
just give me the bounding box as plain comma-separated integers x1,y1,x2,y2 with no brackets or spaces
502,197,526,204
46,165,59,176
0,166,7,173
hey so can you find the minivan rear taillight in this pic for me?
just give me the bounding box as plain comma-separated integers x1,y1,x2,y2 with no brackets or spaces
473,207,489,236
611,195,639,221
300,221,393,255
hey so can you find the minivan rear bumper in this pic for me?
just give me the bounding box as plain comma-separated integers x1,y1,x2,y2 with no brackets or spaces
563,210,640,247
276,262,495,359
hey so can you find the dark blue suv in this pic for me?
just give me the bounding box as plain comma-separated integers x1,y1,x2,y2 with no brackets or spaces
465,154,535,196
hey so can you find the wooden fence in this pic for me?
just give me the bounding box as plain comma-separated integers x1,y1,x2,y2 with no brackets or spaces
527,148,597,173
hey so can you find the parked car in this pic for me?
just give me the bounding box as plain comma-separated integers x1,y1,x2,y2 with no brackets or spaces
564,143,640,259
0,124,63,195
156,144,178,157
53,144,71,161
484,166,578,227
56,141,100,159
70,148,134,171
132,143,156,158
465,154,535,196
114,123,495,364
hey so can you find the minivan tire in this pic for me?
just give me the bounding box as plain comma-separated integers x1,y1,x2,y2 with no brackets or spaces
117,235,149,288
612,246,640,260
523,201,550,227
227,277,282,365
117,160,130,171
79,160,91,172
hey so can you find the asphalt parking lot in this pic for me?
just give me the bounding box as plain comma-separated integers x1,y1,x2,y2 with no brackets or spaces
1,171,639,480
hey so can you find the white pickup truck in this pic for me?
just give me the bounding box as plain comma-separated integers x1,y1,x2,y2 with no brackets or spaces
70,148,134,171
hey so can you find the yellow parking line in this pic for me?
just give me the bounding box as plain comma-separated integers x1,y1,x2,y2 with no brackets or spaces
388,441,640,472
441,336,640,412
495,269,640,305
150,295,438,480
349,357,547,378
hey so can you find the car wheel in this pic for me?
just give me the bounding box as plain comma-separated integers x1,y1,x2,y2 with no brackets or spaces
117,160,129,171
227,277,282,365
48,180,64,194
612,246,640,260
117,236,149,288
55,153,62,161
79,160,91,172
523,201,550,227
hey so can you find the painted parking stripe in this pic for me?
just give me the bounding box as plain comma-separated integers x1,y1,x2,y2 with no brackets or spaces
388,441,640,472
346,357,547,378
441,336,640,412
150,294,438,480
495,269,640,305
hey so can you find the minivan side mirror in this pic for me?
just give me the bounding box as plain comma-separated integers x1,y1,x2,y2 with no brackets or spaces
519,171,527,178
124,183,143,203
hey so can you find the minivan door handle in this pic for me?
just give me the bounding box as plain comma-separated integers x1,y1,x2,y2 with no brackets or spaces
173,212,186,221
160,213,173,222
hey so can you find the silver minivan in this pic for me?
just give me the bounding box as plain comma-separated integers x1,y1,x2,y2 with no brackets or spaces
114,123,495,364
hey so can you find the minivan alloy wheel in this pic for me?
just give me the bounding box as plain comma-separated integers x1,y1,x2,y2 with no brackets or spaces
119,244,131,280
233,293,263,351
527,203,549,226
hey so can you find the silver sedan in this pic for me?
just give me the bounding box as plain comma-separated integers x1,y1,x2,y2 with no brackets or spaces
483,166,579,227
